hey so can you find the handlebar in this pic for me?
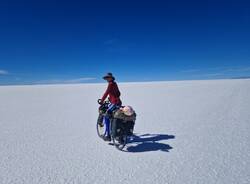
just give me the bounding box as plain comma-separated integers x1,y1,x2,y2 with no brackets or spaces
97,99,110,105
97,99,102,105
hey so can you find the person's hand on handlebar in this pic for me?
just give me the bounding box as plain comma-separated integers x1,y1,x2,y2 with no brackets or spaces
98,99,103,105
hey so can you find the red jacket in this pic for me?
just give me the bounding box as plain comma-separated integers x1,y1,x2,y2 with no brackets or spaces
101,81,121,105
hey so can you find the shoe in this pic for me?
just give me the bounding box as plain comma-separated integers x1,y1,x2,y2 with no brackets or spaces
103,136,111,141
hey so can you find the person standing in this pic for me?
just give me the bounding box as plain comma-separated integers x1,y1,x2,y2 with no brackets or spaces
100,73,122,141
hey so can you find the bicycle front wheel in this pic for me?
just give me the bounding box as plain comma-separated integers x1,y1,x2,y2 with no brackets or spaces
96,114,106,139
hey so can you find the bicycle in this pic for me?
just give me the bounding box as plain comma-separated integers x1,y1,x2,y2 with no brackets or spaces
96,99,135,150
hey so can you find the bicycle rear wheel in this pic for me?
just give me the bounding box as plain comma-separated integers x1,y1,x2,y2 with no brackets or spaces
112,135,127,150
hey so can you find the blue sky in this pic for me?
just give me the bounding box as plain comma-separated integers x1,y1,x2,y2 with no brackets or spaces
0,0,249,85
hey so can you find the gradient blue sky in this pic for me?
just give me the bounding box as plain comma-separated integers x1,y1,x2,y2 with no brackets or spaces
0,0,250,85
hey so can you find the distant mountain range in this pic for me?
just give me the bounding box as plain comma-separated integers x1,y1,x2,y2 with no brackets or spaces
232,76,250,79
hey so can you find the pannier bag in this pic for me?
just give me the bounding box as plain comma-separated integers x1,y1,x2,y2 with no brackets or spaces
111,106,136,137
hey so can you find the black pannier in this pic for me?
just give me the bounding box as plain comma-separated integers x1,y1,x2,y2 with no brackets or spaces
111,109,136,137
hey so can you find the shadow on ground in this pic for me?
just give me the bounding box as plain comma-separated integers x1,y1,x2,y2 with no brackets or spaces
126,133,175,153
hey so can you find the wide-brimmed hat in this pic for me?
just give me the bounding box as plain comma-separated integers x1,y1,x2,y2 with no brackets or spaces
103,72,115,80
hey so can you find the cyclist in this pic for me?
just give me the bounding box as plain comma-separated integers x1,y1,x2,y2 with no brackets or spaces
100,73,122,141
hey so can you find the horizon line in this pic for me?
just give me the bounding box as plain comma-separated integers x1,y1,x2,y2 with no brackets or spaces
1,77,250,87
